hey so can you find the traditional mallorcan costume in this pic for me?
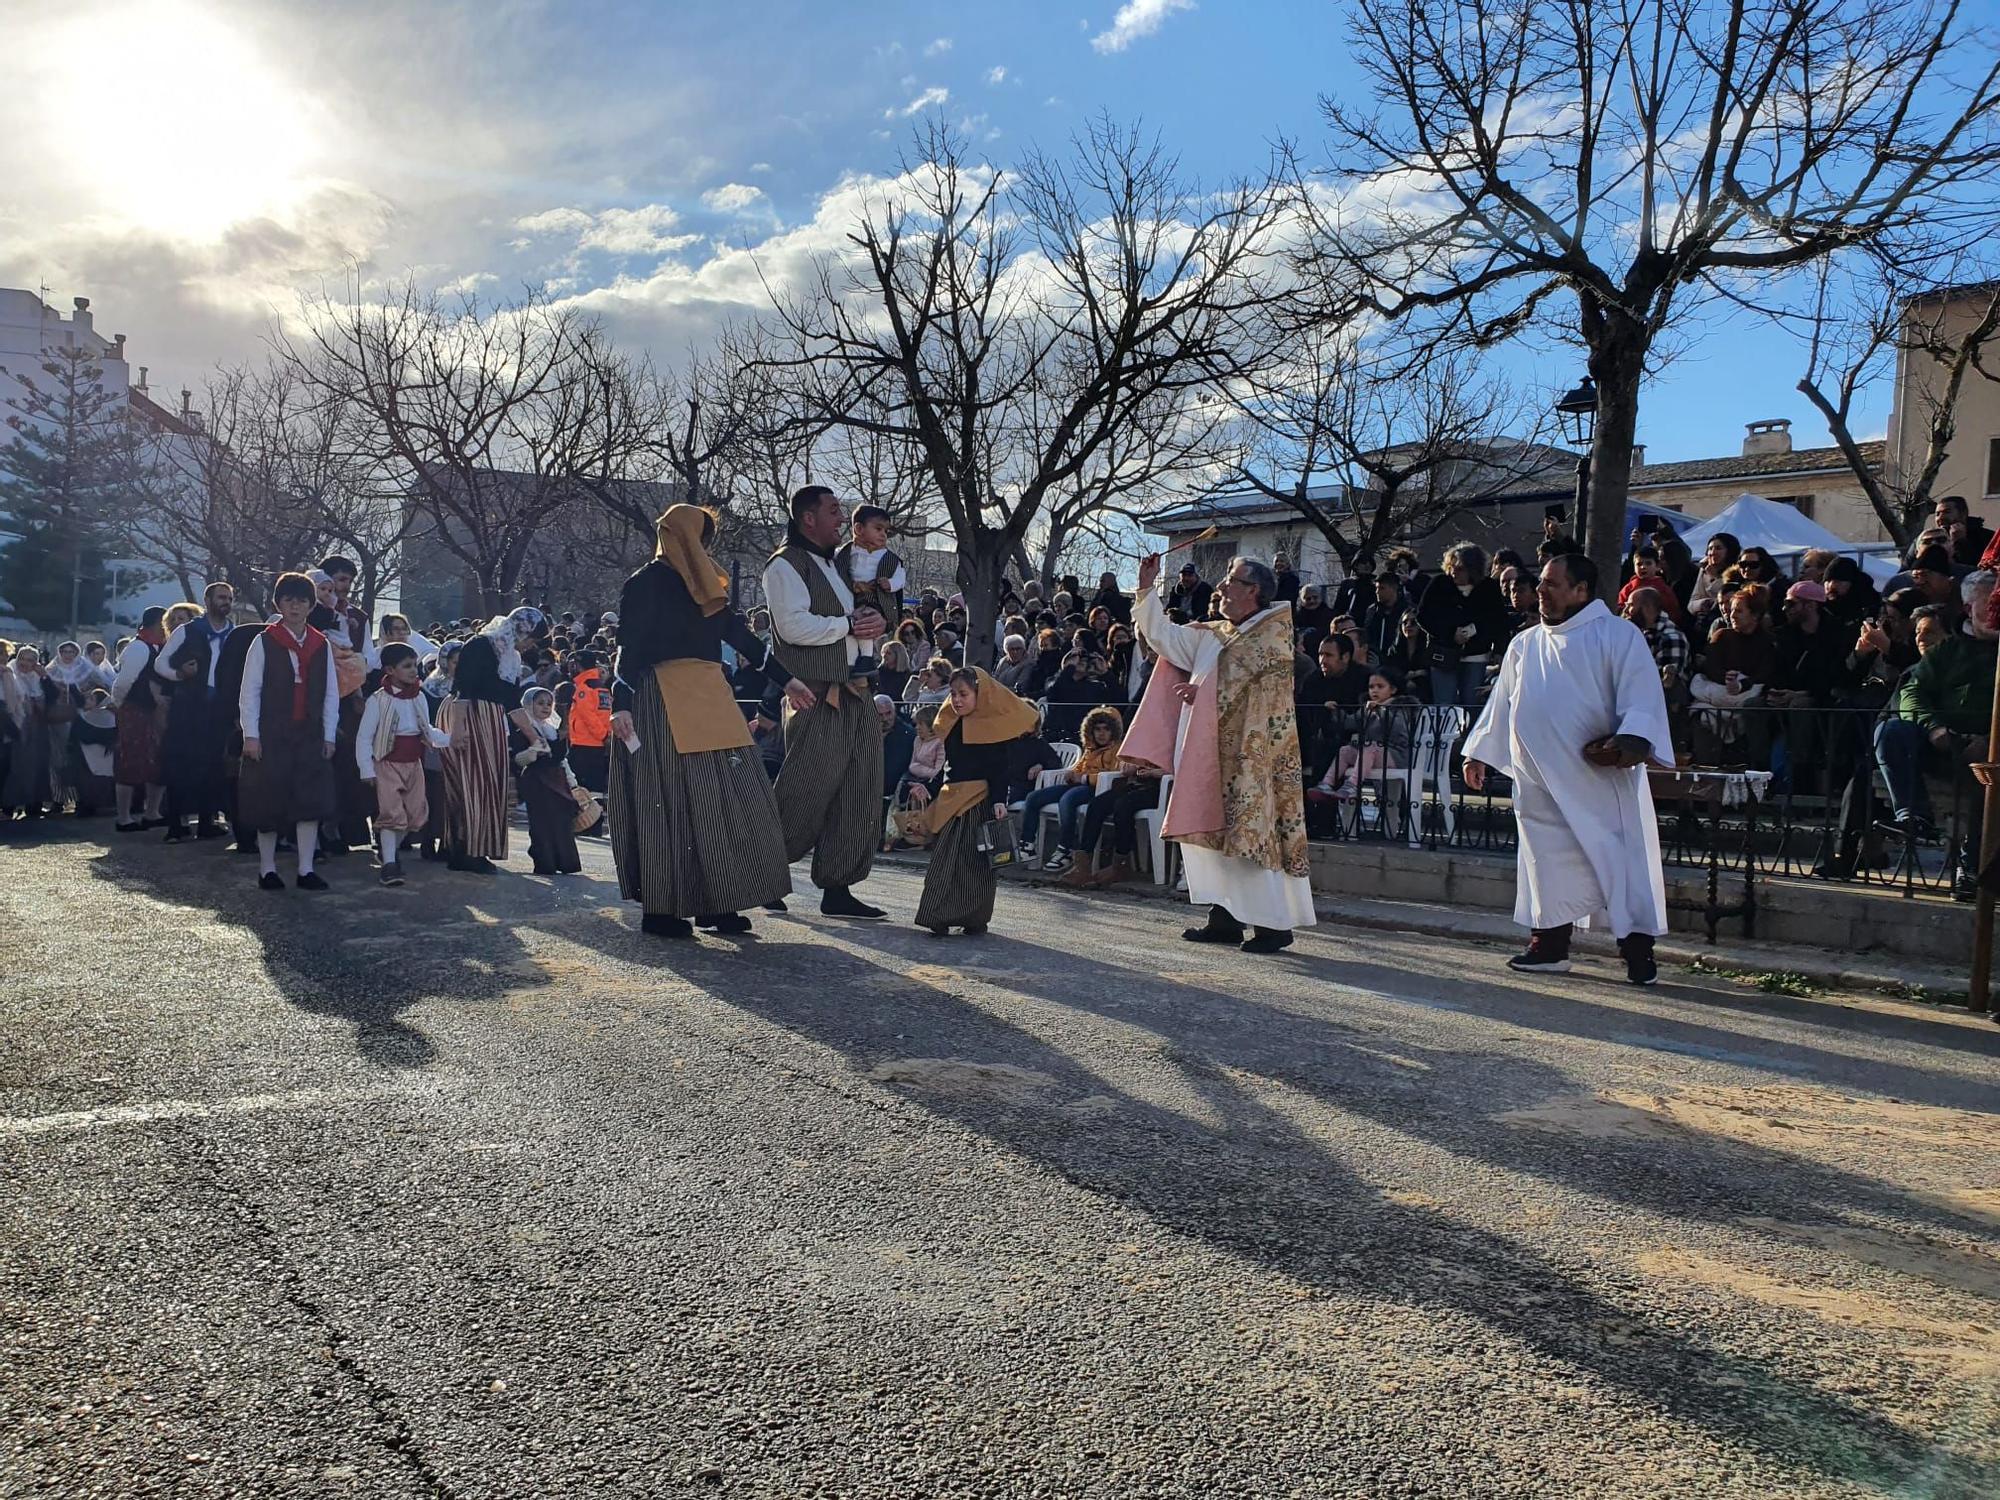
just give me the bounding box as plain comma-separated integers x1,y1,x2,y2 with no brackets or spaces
911,668,1040,937
437,635,515,873
510,687,583,876
610,505,792,939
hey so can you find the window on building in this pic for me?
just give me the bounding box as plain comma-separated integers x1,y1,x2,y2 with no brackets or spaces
1768,494,1815,520
1986,436,2000,498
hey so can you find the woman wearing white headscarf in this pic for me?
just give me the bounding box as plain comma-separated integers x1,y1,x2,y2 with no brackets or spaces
508,686,582,875
1,646,58,818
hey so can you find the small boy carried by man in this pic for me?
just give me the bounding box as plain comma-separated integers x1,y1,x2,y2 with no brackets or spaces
837,504,907,679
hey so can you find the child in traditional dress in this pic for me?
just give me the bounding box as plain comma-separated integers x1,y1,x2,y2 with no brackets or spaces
238,572,339,891
509,687,582,875
839,505,906,679
70,687,118,817
357,643,451,887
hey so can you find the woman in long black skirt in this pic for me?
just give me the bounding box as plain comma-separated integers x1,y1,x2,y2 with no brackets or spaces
910,667,1040,937
608,504,800,939
510,687,583,875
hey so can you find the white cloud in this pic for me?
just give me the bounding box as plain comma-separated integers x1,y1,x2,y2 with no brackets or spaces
748,162,773,175
923,37,953,56
986,66,1007,85
513,203,698,256
885,86,950,119
1091,0,1195,54
701,182,766,214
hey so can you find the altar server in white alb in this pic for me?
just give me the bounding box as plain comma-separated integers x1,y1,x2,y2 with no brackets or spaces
1461,552,1674,986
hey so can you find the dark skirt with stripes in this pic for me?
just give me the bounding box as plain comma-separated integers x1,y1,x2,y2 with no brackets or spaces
442,699,510,859
609,669,791,918
913,806,997,932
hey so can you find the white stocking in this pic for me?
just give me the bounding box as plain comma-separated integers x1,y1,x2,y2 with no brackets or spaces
116,784,134,823
295,821,318,877
144,784,165,820
256,831,279,876
380,829,400,865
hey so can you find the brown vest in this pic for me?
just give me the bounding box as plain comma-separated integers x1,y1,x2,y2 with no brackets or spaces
769,545,855,685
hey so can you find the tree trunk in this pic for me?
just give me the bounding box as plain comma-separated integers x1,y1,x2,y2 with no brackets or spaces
1584,331,1646,589
957,538,1006,671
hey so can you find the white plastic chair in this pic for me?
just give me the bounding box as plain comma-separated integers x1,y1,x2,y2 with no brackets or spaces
1403,705,1469,847
1135,773,1176,884
1026,745,1089,866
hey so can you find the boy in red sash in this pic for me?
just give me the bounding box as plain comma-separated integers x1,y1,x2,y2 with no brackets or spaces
237,573,340,890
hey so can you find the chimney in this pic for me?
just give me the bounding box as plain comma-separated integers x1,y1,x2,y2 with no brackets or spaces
71,296,93,335
1630,444,1646,470
180,388,192,422
1742,419,1792,458
137,366,149,393
113,333,127,362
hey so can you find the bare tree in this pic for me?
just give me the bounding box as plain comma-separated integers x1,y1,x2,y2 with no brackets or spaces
1798,261,2000,547
758,118,1280,665
1222,333,1558,573
1305,0,2000,581
284,281,606,614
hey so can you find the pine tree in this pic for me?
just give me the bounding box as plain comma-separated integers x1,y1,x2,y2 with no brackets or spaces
0,344,138,632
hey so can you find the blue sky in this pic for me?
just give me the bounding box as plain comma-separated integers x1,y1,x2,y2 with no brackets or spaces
0,0,1894,464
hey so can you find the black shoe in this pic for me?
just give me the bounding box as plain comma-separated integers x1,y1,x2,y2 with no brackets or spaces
1240,927,1294,954
162,825,186,844
115,820,145,834
1620,937,1659,987
448,854,497,874
961,924,988,937
764,899,788,912
321,839,351,858
380,862,405,887
1507,936,1572,974
924,923,950,937
258,872,285,892
641,913,693,939
1182,906,1246,944
532,863,556,876
195,822,226,840
295,872,330,891
820,888,887,921
696,912,752,934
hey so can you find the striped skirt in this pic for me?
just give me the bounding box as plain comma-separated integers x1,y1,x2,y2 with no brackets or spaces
441,699,510,859
609,669,791,918
913,807,997,932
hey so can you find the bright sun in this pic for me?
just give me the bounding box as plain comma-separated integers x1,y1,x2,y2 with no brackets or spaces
31,2,323,242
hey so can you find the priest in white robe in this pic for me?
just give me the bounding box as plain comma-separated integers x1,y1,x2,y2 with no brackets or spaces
1131,553,1316,954
1461,552,1675,986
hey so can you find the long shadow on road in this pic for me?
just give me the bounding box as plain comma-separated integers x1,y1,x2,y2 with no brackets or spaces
624,923,1990,1493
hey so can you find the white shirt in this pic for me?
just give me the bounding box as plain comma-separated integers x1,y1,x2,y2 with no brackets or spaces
154,618,235,690
761,550,858,667
239,626,341,744
847,544,907,594
109,643,155,708
356,689,450,779
1462,599,1674,937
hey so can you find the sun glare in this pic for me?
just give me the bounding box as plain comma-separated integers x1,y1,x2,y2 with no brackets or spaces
33,2,323,242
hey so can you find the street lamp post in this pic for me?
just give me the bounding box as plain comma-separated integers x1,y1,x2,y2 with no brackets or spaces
1554,375,1598,551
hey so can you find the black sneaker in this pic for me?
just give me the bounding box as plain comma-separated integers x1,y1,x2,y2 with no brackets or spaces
1042,848,1072,873
1507,938,1572,974
296,872,330,891
641,913,693,939
258,872,285,892
1240,927,1294,955
1620,938,1659,987
380,862,405,887
820,888,887,921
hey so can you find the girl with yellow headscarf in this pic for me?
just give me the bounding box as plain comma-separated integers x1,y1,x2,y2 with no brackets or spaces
606,505,808,940
908,666,1040,936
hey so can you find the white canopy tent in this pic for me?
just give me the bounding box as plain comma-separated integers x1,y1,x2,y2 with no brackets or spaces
1674,494,1900,586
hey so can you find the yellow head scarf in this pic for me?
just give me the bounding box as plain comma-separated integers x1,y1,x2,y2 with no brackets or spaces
930,667,1040,746
655,504,729,617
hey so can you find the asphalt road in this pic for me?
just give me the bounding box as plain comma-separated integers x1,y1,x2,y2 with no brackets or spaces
3,822,1998,1498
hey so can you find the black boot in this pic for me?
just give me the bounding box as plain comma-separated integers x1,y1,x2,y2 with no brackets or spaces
1183,905,1246,944
696,912,752,934
642,913,694,939
820,885,887,921
1240,926,1294,954
1619,932,1659,987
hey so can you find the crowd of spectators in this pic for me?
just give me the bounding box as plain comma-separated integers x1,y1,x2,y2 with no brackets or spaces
8,493,1995,896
